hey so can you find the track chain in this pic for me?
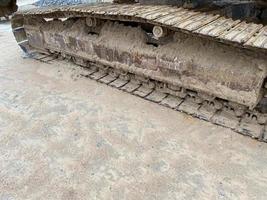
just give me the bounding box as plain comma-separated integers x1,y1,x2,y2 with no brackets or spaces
32,52,267,143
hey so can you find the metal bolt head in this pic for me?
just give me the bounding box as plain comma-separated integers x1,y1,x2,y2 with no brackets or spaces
86,17,97,27
153,26,166,38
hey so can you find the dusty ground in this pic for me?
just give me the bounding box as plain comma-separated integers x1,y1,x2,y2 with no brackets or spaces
0,20,267,200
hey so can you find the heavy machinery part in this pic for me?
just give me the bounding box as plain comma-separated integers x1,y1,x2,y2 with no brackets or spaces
11,4,267,141
0,0,17,19
31,51,267,142
36,0,109,7
133,0,267,22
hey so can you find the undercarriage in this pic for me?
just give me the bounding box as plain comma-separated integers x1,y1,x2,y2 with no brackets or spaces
11,2,267,142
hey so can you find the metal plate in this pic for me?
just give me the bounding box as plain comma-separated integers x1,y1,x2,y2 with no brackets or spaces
177,14,220,31
245,27,267,49
195,17,240,37
219,22,263,44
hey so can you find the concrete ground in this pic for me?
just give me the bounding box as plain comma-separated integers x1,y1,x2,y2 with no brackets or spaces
0,19,267,200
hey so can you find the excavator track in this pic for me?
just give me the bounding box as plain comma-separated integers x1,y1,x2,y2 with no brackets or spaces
12,3,267,51
11,3,267,142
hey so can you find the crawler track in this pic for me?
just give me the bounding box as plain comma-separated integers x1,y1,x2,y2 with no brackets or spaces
31,52,267,142
12,3,267,51
11,3,267,142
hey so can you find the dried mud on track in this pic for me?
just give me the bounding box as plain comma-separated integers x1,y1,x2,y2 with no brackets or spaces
0,21,267,200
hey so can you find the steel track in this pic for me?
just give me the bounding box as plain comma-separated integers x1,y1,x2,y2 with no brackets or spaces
11,3,267,142
32,52,267,143
12,3,267,53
